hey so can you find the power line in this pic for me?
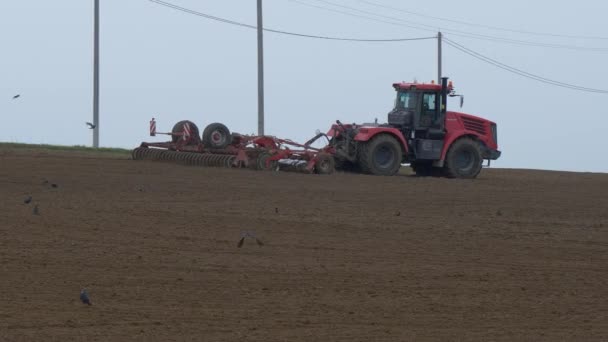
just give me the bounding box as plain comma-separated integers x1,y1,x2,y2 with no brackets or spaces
359,0,608,41
147,0,435,42
290,0,608,51
443,37,608,94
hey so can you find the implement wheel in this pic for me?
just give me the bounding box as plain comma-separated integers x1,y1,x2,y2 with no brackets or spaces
444,138,483,179
358,134,402,176
314,153,335,175
171,120,200,144
202,123,231,149
256,152,278,171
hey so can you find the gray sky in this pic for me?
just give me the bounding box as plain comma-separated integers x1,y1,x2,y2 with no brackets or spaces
1,0,607,172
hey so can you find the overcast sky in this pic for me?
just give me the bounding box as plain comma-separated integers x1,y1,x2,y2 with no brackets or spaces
1,0,607,172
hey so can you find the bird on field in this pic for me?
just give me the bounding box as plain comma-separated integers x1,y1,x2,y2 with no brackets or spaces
237,231,264,248
80,288,92,306
85,122,96,129
33,204,39,215
24,196,32,204
395,211,401,217
12,94,20,99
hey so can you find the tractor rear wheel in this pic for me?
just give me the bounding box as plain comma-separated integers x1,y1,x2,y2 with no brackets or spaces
358,134,402,176
202,123,231,149
444,138,483,179
171,120,200,144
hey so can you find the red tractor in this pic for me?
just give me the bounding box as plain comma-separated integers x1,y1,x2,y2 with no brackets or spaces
328,77,500,178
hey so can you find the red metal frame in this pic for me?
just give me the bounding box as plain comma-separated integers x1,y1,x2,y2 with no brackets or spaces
138,119,334,173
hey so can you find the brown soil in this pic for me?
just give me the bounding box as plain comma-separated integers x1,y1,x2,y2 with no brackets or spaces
1,148,607,341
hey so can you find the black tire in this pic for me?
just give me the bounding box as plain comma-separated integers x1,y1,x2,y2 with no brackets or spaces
171,120,200,144
256,152,277,171
358,134,402,176
411,162,443,177
444,138,483,179
202,123,231,149
314,153,335,175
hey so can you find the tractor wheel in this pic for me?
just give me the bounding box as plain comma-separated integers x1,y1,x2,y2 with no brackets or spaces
358,134,402,176
314,153,335,175
202,123,231,149
444,138,483,179
256,152,277,171
411,162,443,177
171,120,200,144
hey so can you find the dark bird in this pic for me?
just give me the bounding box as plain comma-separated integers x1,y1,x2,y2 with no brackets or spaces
80,288,92,306
24,196,32,204
395,211,401,216
42,178,49,185
51,183,58,188
275,207,279,214
85,122,96,129
33,205,39,215
238,231,263,248
12,94,20,99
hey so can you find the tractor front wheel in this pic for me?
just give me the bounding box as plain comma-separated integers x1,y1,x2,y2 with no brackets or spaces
358,134,402,176
444,138,483,179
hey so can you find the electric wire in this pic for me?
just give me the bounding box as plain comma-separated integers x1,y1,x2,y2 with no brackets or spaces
359,0,608,40
443,37,608,94
148,0,435,42
290,0,608,51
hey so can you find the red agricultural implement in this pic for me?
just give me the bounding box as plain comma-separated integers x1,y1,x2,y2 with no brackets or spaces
132,119,336,174
133,77,501,178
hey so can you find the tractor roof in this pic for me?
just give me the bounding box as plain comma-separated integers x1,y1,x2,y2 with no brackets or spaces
392,82,453,92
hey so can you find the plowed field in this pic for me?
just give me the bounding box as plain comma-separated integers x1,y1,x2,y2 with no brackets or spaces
1,147,607,341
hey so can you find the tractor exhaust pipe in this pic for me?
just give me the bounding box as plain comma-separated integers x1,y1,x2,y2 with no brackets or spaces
441,77,449,116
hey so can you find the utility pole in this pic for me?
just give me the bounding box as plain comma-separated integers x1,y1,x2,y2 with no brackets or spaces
437,31,442,84
93,0,100,147
256,0,265,136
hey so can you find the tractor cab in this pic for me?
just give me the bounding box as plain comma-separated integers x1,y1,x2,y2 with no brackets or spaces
388,79,453,139
387,78,454,160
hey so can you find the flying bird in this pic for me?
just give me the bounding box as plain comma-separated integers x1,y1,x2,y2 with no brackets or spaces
24,196,32,204
12,94,20,99
80,289,92,305
85,122,96,129
237,231,264,248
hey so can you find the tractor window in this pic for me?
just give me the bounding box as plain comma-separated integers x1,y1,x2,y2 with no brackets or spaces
395,92,418,110
420,93,438,127
423,93,436,111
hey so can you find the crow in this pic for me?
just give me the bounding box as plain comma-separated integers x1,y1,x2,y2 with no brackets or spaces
24,196,32,204
85,122,96,129
12,94,20,99
238,231,264,248
80,289,92,306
